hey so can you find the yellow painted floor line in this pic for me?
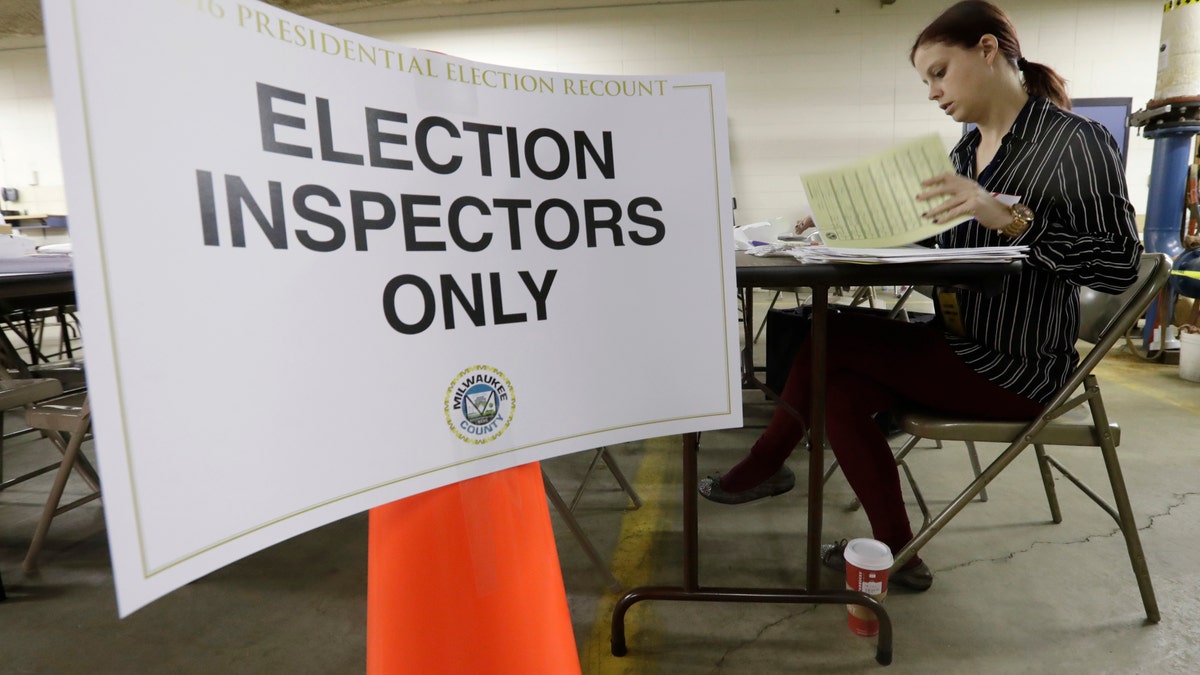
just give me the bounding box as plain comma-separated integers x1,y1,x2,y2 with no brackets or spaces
1094,358,1200,416
580,434,678,674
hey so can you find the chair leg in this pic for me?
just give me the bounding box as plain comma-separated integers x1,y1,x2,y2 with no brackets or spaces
23,428,94,572
1041,440,1159,622
891,434,921,464
898,458,932,532
599,448,642,509
899,437,981,503
568,448,607,512
542,469,622,593
71,446,101,492
568,447,642,512
1032,443,1063,524
1098,442,1160,623
821,457,840,486
57,307,74,360
964,441,989,502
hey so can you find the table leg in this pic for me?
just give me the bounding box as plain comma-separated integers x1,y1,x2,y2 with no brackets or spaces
685,430,700,589
740,288,756,388
807,286,828,590
734,282,830,586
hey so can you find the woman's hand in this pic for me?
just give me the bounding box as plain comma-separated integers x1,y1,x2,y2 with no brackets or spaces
917,172,1010,231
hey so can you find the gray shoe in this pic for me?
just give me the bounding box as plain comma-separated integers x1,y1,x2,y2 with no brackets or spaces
820,538,850,571
698,465,795,504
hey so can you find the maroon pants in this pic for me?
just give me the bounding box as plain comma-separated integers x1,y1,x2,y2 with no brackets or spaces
727,312,1045,557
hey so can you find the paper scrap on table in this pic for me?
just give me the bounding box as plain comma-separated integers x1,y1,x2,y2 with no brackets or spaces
800,134,969,248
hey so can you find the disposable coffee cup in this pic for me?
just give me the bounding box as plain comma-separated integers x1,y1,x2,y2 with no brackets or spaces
843,538,893,637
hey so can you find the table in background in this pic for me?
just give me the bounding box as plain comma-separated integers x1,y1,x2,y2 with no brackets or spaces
611,252,1022,665
2,215,68,239
0,255,76,374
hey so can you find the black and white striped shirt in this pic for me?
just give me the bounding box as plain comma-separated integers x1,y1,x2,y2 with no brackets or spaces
937,96,1142,403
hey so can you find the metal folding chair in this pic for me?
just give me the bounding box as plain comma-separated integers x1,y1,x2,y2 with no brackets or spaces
893,253,1170,623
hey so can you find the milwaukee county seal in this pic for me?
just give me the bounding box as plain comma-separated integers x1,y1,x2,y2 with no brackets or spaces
445,365,515,444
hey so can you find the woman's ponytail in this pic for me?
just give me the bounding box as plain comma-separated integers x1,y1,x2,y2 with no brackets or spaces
1019,59,1070,110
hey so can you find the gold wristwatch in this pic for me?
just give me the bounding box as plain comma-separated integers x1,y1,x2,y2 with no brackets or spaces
1001,203,1033,237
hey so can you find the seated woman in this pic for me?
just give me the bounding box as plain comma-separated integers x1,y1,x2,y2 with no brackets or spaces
699,0,1143,592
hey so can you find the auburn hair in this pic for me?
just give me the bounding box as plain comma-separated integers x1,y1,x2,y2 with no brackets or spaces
911,1,1070,109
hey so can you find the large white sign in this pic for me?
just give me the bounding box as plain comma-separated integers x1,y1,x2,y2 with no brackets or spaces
44,0,739,615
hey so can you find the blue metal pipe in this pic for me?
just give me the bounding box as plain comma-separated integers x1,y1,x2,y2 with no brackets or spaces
1142,130,1194,258
1138,128,1199,346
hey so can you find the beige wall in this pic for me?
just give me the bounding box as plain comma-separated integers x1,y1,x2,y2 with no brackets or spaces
0,0,1166,224
0,43,61,216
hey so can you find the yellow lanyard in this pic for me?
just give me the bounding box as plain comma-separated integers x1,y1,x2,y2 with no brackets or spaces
937,288,965,337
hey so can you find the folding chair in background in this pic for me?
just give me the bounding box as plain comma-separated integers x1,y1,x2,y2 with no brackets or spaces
0,371,70,599
543,447,641,592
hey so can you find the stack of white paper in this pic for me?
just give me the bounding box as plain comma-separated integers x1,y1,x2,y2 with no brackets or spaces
788,245,1028,265
35,242,72,255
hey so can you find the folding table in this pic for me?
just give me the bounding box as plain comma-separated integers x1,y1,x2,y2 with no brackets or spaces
611,252,1022,666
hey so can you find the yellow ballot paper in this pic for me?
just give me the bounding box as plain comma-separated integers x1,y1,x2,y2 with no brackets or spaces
800,134,970,248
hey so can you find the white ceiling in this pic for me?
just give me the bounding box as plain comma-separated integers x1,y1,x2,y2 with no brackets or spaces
2,1,893,41
0,0,515,38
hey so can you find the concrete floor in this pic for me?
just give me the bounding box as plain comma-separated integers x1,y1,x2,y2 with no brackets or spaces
2,289,1199,674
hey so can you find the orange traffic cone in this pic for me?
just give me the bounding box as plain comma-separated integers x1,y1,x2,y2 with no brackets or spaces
367,462,581,674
